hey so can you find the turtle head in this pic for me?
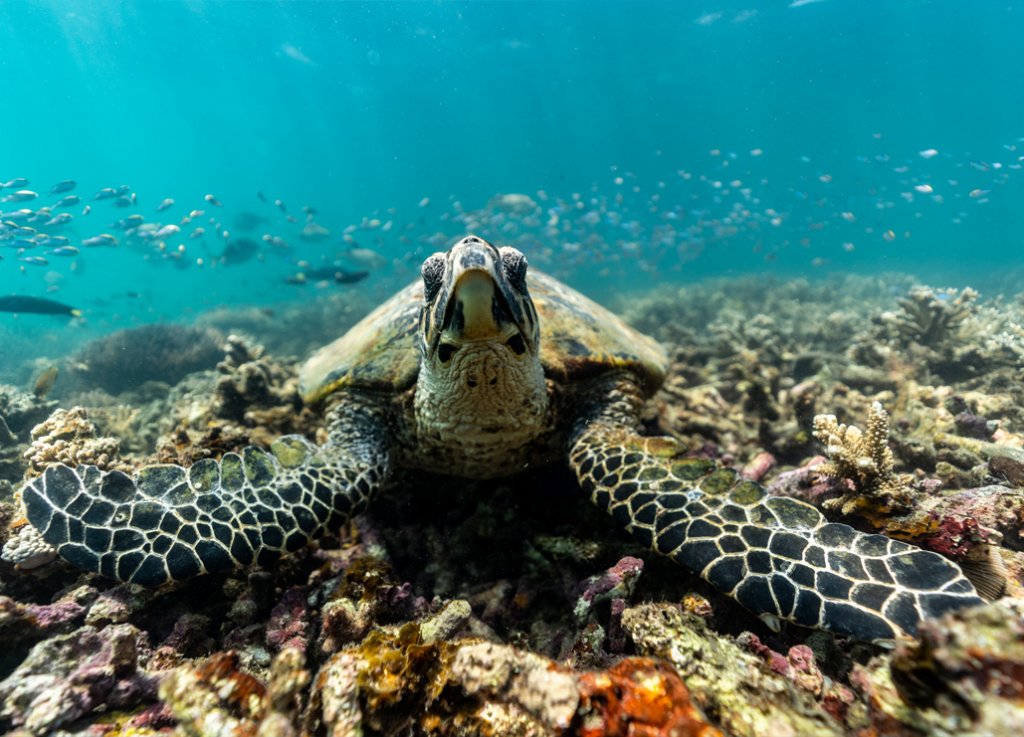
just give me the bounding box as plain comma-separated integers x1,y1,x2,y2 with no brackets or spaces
420,235,540,366
415,236,547,440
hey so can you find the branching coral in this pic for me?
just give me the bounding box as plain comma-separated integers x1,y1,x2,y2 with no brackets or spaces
892,286,978,350
812,401,914,513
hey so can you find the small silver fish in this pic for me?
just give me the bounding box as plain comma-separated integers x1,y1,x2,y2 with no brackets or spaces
18,255,49,266
82,233,118,247
112,194,136,208
190,227,205,239
81,205,91,216
55,194,81,208
2,178,29,189
111,214,144,229
261,233,289,249
46,246,80,256
3,190,38,203
204,194,222,207
274,198,287,213
49,180,76,195
45,213,74,227
155,224,180,239
156,198,174,212
94,187,118,200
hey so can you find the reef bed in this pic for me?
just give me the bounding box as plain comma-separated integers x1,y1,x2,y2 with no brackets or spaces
1,271,1022,736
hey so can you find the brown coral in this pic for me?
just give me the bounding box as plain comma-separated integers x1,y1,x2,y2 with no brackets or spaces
70,323,224,395
812,401,914,514
892,286,978,350
22,407,131,477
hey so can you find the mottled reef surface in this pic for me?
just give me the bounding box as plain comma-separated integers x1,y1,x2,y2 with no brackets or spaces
1,272,1023,736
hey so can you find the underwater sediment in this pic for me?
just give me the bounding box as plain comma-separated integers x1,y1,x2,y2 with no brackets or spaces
0,271,1022,736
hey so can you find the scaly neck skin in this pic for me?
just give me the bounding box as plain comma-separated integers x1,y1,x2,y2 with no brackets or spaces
414,341,549,447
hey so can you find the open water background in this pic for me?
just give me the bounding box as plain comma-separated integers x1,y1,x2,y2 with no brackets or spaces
2,1,1023,364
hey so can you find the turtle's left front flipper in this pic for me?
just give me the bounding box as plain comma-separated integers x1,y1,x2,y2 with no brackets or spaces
6,396,391,586
568,375,983,641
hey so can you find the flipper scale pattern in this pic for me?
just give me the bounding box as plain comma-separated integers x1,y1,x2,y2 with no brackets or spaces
569,375,983,641
22,430,385,587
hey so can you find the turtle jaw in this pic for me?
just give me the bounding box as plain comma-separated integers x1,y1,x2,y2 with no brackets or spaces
421,236,538,362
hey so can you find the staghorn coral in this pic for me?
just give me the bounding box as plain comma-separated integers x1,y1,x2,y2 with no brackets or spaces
891,286,978,350
70,323,223,395
812,401,914,514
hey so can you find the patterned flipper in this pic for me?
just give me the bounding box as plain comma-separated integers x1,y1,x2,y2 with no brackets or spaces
17,400,389,586
569,377,983,641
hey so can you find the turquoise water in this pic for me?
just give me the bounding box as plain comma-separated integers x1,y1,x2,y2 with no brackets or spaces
2,1,1023,355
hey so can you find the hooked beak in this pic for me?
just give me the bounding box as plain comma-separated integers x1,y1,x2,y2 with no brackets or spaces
439,238,526,343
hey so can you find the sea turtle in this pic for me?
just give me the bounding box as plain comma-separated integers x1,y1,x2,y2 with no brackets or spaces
3,236,982,641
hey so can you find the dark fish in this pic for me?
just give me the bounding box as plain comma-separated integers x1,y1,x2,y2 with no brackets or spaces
0,295,81,316
257,191,267,203
219,237,259,265
33,366,58,398
233,211,267,231
286,266,369,285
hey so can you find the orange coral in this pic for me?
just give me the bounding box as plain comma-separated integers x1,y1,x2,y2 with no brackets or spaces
575,658,721,737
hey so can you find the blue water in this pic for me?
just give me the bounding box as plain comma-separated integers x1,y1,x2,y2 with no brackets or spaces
2,1,1023,355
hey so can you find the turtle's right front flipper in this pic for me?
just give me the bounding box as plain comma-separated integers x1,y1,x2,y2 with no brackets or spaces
13,399,390,586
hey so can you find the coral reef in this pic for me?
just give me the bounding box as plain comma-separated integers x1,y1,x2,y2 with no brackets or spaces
812,401,915,514
1,270,1023,735
21,406,129,477
0,623,159,734
622,603,845,737
851,598,1024,734
154,334,315,466
891,286,978,351
69,323,224,394
0,385,57,487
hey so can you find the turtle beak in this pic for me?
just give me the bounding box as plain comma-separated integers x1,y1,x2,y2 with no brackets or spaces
440,237,525,343
423,236,536,360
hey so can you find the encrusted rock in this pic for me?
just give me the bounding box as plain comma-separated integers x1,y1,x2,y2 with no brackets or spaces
0,623,157,734
852,598,1024,734
22,406,129,476
622,603,844,737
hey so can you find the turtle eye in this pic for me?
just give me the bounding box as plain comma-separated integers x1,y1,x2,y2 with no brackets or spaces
506,334,526,355
438,343,458,362
499,247,528,292
421,252,446,303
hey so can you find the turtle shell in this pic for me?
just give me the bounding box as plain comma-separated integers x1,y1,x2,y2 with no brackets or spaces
299,270,668,403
